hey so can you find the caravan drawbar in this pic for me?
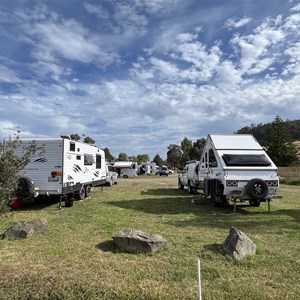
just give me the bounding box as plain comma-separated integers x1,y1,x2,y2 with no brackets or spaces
12,138,107,207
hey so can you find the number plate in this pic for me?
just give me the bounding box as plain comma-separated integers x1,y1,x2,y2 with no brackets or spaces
48,177,59,182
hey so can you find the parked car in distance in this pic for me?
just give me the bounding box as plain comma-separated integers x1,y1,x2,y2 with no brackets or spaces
158,167,170,176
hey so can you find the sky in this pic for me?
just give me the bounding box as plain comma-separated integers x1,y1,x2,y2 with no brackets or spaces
1,0,300,160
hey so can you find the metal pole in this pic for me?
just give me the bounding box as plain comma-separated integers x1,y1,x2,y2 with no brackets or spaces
197,257,202,300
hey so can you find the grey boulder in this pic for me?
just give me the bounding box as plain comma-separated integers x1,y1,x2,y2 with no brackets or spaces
222,226,256,262
112,228,168,253
3,218,48,240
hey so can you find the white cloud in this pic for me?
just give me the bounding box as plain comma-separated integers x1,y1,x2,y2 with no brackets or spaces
0,65,22,83
231,19,285,75
84,3,109,19
290,4,300,12
214,60,242,85
15,5,120,69
225,17,252,29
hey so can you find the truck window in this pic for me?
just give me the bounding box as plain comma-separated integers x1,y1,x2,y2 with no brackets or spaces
84,154,94,165
222,154,271,166
96,154,102,169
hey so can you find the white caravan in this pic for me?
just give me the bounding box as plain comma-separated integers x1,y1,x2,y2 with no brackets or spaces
195,134,281,208
11,138,107,206
112,161,138,178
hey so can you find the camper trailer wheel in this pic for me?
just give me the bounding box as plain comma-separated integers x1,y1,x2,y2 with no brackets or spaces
78,186,86,200
85,185,91,197
246,178,268,200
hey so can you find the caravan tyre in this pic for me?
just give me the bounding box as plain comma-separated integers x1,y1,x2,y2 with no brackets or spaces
246,178,268,200
78,186,86,200
85,185,91,197
16,177,34,198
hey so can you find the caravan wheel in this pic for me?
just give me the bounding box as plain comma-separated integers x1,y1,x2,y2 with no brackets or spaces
85,185,91,197
78,186,86,200
245,178,268,200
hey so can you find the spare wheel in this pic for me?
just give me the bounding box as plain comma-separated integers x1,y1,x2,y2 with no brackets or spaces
16,177,34,198
246,178,268,200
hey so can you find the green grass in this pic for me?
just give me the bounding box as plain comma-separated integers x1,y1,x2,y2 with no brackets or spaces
280,176,300,185
0,176,299,299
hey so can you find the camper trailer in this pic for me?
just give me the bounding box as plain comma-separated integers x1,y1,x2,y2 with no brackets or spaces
180,134,281,208
10,137,107,206
112,161,138,178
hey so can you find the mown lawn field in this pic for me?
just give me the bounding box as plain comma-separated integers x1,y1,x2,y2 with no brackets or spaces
0,175,299,300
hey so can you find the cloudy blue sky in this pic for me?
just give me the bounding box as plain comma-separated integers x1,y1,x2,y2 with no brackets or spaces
1,0,300,160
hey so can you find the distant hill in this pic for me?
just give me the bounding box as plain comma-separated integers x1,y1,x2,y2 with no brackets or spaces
235,119,300,146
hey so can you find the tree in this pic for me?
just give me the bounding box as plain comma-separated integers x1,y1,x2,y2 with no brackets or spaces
266,115,298,166
180,137,193,165
70,133,81,141
166,144,182,169
189,138,206,160
104,147,114,162
0,134,40,213
118,152,128,161
153,154,164,166
83,136,95,144
136,154,150,162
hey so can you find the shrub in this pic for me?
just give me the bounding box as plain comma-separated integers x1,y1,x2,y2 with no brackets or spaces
0,134,39,213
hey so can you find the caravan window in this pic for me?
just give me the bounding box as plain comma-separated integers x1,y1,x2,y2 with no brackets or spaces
70,142,75,152
209,149,218,167
84,154,94,165
222,154,271,167
96,154,102,169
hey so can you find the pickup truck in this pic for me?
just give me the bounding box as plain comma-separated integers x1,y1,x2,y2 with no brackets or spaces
178,160,201,193
106,165,118,186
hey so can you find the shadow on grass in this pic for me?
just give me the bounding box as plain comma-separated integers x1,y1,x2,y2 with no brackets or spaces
13,195,62,211
96,240,119,253
141,188,188,197
202,243,223,255
107,196,247,216
107,195,300,232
